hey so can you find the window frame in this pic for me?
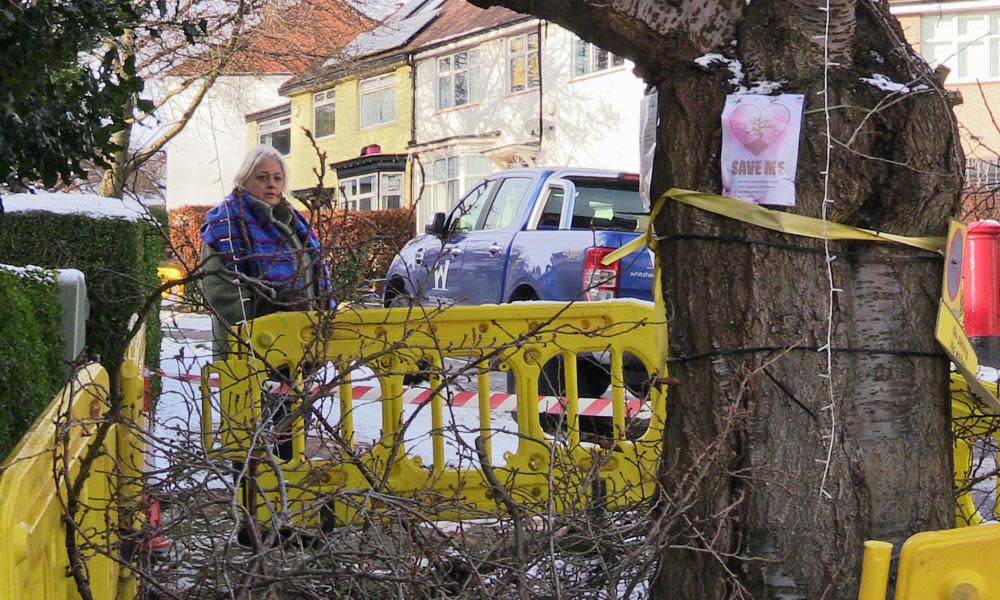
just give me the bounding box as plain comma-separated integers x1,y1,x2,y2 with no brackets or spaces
573,37,626,77
380,172,404,209
921,12,1000,83
532,183,568,230
508,31,540,94
313,89,336,139
258,115,292,156
437,48,483,110
359,74,397,129
339,171,405,211
480,176,532,231
449,178,498,234
426,155,496,214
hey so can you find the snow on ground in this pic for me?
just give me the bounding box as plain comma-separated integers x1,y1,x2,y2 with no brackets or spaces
154,307,522,484
3,191,154,222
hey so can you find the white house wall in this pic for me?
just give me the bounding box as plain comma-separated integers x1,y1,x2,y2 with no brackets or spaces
537,24,645,172
411,21,645,225
413,22,541,152
163,74,289,209
412,22,540,227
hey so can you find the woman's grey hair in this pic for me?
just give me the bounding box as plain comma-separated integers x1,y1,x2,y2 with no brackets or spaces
233,146,289,193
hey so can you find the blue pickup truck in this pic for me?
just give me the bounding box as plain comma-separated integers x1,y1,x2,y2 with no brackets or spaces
383,167,655,398
384,167,654,306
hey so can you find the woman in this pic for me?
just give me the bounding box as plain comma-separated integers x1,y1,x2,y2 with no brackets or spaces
201,147,331,462
200,146,332,358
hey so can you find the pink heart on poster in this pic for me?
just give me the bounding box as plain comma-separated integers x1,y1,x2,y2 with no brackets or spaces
729,103,791,156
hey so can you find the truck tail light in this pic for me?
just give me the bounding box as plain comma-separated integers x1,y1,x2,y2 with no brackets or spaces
583,246,619,301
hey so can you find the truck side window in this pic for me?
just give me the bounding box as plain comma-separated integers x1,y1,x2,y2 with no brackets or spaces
537,188,564,229
482,177,531,230
452,179,497,233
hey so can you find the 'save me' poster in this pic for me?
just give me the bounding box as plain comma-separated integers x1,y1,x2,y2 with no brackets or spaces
721,94,804,207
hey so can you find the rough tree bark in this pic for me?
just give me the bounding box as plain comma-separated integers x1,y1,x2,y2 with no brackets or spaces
471,1,961,597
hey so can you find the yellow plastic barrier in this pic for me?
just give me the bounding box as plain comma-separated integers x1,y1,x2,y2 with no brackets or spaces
950,374,1000,526
859,524,1000,599
156,265,184,300
201,300,668,528
0,326,145,600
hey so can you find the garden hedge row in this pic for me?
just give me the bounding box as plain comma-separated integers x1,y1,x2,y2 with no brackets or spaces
168,205,416,299
0,211,163,379
0,267,64,458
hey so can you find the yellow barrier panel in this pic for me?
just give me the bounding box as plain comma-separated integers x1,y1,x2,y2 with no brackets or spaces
950,374,1000,527
201,300,668,528
156,265,184,300
0,325,145,600
891,524,1000,599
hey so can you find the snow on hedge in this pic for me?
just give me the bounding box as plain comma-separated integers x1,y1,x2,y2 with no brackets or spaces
0,263,55,283
2,191,151,222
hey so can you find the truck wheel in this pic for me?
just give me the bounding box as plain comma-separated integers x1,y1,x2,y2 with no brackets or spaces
383,278,409,307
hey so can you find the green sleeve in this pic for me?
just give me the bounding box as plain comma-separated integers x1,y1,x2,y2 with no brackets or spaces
200,241,252,325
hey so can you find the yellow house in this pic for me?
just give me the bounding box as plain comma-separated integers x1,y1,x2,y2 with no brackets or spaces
247,60,414,209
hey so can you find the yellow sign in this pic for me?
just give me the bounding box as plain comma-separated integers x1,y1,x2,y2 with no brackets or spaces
936,301,978,375
936,301,999,412
942,220,968,315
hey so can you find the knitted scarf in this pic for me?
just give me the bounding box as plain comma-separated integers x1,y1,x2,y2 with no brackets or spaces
200,189,332,297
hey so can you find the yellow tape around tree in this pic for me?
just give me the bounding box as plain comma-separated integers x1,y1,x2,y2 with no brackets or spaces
603,188,945,266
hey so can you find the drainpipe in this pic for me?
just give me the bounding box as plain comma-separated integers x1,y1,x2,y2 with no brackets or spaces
537,20,545,158
408,52,417,148
408,52,418,211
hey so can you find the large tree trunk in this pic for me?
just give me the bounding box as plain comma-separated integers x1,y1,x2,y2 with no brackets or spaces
471,0,962,597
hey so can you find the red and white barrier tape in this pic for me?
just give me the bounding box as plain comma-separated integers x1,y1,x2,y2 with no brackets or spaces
155,371,646,418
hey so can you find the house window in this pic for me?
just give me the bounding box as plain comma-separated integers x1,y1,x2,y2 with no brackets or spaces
381,173,403,209
921,13,1000,82
426,155,495,211
508,32,540,93
339,172,404,211
258,116,291,155
574,37,625,76
427,157,460,209
464,155,491,191
360,74,397,128
438,49,482,109
313,90,336,138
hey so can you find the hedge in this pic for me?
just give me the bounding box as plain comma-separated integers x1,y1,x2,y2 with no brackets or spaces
0,211,163,379
168,204,211,273
169,204,416,300
167,205,211,301
316,208,416,294
0,267,64,458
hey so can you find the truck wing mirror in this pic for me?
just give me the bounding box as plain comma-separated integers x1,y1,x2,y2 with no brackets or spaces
425,212,447,237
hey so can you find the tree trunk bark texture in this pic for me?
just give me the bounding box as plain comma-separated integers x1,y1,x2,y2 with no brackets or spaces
472,1,962,598
98,28,136,199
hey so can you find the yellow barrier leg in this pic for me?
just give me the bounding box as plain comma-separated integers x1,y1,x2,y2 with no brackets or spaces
338,366,354,453
430,357,444,476
291,370,306,461
611,351,626,442
477,366,492,464
564,352,579,448
857,540,893,600
954,437,983,527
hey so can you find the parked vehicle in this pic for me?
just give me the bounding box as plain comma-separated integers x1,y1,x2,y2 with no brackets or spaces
384,167,655,399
